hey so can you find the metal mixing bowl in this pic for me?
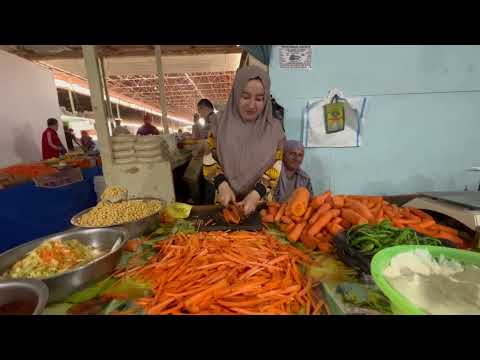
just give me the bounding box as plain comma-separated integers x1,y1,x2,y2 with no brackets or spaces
0,279,49,315
0,228,127,303
70,198,164,238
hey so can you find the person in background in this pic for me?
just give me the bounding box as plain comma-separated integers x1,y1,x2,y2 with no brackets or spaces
275,139,313,203
64,127,80,152
203,66,285,215
137,113,160,136
191,113,202,140
112,119,131,136
42,118,66,160
195,99,217,140
80,131,95,153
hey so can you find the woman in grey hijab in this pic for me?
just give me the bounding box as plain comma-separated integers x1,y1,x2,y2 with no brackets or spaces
203,66,285,215
275,140,313,203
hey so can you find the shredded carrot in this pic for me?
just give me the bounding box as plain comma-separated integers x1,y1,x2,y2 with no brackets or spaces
118,231,318,315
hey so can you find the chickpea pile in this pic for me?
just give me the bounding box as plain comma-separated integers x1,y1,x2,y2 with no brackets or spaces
76,199,163,227
101,186,128,203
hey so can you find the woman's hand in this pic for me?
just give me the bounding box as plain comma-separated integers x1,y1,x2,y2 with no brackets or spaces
237,190,261,216
218,181,236,207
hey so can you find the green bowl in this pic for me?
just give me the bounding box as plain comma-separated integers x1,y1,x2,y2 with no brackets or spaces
370,245,480,315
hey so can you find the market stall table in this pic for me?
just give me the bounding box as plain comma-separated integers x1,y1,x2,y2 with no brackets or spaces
0,166,101,252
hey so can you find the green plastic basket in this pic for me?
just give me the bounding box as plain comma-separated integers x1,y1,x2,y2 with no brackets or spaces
370,245,480,315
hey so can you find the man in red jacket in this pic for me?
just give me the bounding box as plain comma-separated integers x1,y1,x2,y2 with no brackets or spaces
42,118,66,160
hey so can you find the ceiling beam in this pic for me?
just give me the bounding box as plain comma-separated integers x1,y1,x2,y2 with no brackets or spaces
8,45,242,60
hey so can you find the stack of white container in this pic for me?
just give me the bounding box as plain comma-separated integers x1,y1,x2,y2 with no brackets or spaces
111,134,171,165
111,134,137,164
135,135,171,163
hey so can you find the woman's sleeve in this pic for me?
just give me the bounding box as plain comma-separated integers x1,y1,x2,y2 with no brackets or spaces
254,144,283,202
203,131,227,189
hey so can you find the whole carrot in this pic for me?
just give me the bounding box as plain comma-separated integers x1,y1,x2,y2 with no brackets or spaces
287,187,310,217
288,222,307,242
302,206,313,221
310,191,332,209
280,215,293,224
274,203,287,223
332,196,345,209
345,198,374,222
308,203,332,225
341,208,368,225
308,209,340,236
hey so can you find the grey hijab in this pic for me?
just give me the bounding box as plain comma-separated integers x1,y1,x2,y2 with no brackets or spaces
213,66,284,196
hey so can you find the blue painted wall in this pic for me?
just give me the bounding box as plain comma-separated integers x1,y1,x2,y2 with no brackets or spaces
269,45,480,195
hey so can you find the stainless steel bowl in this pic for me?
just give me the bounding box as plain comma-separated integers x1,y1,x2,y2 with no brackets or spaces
0,279,49,315
0,228,127,303
70,198,164,238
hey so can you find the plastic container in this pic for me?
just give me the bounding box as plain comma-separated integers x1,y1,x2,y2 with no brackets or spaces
371,245,480,315
93,176,106,203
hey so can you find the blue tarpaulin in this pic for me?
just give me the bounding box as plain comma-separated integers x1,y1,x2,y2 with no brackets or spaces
0,166,101,252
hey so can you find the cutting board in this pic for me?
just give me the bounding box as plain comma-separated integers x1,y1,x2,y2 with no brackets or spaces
189,205,262,232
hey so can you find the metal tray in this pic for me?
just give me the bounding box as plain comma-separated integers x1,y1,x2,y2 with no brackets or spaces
71,198,164,238
0,228,127,303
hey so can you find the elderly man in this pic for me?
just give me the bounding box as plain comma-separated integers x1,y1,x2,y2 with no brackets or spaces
275,140,313,203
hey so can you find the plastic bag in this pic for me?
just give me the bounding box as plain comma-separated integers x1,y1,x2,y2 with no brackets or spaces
111,134,136,144
115,157,137,165
134,142,161,151
137,156,165,163
113,149,135,159
136,148,163,158
164,202,193,219
112,143,134,152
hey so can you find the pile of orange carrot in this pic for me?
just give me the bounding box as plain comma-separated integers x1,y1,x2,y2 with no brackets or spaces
261,188,466,250
115,231,325,315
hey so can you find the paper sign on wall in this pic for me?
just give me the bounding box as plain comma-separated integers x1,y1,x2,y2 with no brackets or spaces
279,45,312,70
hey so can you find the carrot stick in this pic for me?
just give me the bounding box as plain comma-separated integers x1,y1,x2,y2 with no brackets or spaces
274,203,287,223
288,222,307,242
395,218,422,225
409,208,433,221
310,191,332,209
332,195,345,209
290,215,303,223
416,219,436,229
430,224,459,236
435,231,465,247
281,216,293,224
302,206,313,221
308,209,340,236
308,203,332,225
341,208,368,225
340,219,352,229
345,198,375,222
326,223,345,236
261,214,275,223
122,231,315,315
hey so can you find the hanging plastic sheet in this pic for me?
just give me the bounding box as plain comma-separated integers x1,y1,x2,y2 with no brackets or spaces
302,89,367,148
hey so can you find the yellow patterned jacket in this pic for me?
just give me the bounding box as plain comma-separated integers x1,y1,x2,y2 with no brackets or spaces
203,131,283,202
